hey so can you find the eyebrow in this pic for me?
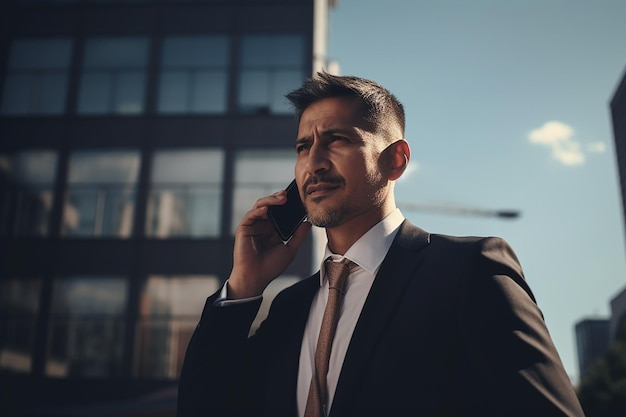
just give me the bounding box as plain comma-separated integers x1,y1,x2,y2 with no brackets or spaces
296,127,355,143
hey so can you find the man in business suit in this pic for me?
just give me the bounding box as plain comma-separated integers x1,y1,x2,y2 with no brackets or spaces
178,73,585,416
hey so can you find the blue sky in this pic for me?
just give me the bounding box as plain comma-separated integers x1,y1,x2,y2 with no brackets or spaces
327,0,626,383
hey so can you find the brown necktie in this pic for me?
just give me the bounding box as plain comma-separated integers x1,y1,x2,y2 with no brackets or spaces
304,257,353,417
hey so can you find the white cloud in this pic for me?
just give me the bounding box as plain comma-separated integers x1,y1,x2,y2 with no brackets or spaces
529,121,574,145
527,121,602,166
553,141,585,166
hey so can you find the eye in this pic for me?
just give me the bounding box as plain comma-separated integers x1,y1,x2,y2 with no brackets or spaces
329,135,348,144
296,143,311,153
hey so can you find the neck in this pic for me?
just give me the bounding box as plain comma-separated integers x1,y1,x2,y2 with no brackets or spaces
325,201,396,255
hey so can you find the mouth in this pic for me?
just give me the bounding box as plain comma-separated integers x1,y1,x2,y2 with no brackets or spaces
305,183,340,198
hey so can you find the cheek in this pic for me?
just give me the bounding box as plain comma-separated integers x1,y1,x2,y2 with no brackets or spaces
294,163,306,188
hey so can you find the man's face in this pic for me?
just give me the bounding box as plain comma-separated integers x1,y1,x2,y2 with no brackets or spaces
294,96,389,228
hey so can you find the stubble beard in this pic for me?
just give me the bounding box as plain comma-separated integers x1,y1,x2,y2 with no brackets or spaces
306,199,353,228
305,171,386,229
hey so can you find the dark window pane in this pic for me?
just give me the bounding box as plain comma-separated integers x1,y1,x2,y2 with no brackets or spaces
113,71,145,114
1,38,72,115
238,70,270,112
0,279,41,374
64,151,139,238
36,72,68,114
147,149,223,238
135,276,219,378
47,277,127,378
231,150,294,233
0,151,57,236
79,38,148,115
8,38,72,70
270,35,304,66
238,34,306,114
1,74,32,114
161,36,228,68
158,36,229,115
67,151,140,184
241,36,272,67
191,71,227,113
240,35,304,67
158,71,189,113
83,38,149,69
78,72,112,114
271,69,303,113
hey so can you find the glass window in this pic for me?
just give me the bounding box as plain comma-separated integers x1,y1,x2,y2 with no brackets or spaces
135,275,219,378
238,34,306,114
147,149,223,238
77,37,149,115
46,276,127,378
62,150,140,238
1,38,72,116
232,149,295,233
0,278,41,373
0,151,57,236
158,36,230,114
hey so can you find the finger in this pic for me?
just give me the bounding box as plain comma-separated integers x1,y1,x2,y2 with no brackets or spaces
252,191,287,210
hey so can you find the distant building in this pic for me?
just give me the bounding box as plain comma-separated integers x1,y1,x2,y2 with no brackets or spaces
612,67,626,245
0,0,335,414
610,286,626,342
573,67,626,383
575,318,611,379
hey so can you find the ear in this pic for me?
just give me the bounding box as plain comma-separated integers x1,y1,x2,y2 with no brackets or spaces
385,139,411,181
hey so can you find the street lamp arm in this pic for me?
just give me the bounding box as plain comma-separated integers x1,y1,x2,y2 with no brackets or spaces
397,202,521,220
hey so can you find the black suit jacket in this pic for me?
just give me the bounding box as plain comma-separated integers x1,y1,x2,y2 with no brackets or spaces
178,221,585,417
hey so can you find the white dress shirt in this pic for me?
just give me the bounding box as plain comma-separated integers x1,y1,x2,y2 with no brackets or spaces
296,209,404,417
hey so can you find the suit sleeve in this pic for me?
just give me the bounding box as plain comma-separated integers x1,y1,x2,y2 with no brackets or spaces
459,237,585,416
177,290,263,417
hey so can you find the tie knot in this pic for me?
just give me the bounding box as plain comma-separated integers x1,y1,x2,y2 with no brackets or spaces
324,258,353,293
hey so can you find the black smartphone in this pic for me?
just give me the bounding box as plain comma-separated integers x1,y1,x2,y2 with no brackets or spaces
267,179,307,242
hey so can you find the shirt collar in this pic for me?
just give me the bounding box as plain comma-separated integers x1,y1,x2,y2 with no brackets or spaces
319,208,405,286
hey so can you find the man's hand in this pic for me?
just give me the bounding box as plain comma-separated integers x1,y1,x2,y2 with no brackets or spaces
227,190,311,299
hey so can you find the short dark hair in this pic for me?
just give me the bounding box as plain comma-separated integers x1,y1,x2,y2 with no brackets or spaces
285,72,405,140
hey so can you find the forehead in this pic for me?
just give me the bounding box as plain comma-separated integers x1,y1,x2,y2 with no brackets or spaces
297,97,373,136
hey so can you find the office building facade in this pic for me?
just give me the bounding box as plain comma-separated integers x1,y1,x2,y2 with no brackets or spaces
0,0,333,413
574,318,611,379
613,68,626,247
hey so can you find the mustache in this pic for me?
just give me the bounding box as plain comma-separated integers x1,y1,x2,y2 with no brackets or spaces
303,174,345,191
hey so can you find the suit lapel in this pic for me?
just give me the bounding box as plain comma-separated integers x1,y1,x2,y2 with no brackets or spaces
331,220,430,413
263,273,320,416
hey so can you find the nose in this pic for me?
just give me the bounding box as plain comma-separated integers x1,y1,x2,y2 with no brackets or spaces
305,141,331,175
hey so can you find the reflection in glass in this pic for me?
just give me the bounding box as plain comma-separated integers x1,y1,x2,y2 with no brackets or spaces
0,151,57,236
158,36,229,114
0,278,41,373
147,149,223,238
63,150,139,237
78,37,148,115
1,38,72,115
232,149,295,233
135,275,219,378
47,277,127,378
114,72,145,114
238,34,305,114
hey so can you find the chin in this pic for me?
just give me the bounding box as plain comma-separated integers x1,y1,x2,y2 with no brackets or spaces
305,205,351,229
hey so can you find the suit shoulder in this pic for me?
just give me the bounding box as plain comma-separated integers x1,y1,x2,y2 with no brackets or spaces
426,234,521,269
428,233,510,249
